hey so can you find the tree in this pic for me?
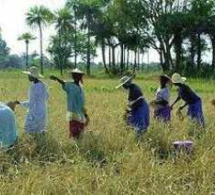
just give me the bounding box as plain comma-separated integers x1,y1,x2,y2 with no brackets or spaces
75,0,103,75
54,7,74,75
26,5,54,74
18,32,36,70
0,32,10,68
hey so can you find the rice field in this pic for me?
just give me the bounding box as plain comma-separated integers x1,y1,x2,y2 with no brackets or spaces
0,71,215,195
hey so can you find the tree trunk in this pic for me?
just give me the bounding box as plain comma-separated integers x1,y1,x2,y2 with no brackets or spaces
39,23,44,75
101,40,109,74
211,36,215,69
190,33,196,68
120,43,124,74
137,48,140,70
112,46,116,73
58,28,63,76
197,32,201,69
25,40,29,70
109,45,111,69
133,50,137,74
159,50,168,72
87,25,91,75
174,31,183,72
126,49,129,70
74,11,77,68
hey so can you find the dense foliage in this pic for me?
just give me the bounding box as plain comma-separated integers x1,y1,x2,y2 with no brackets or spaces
2,0,215,76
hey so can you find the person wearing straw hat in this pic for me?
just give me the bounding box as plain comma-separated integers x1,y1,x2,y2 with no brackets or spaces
16,66,49,133
50,68,89,139
170,73,204,127
116,75,150,135
151,75,172,123
0,101,18,148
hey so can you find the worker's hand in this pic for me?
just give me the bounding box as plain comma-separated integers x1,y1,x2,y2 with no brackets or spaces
211,99,215,107
50,75,58,81
178,106,184,111
176,109,184,121
7,101,17,111
14,101,20,105
150,100,156,108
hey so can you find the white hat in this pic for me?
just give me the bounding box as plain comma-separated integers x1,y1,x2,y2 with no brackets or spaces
22,66,43,79
115,76,132,89
70,68,84,74
171,73,186,84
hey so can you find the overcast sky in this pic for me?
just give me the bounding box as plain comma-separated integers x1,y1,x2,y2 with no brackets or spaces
0,0,160,63
0,0,66,55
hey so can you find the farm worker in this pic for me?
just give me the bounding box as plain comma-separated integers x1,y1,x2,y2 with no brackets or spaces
150,75,172,123
170,73,205,127
116,76,150,135
17,66,49,133
50,68,89,139
0,102,18,148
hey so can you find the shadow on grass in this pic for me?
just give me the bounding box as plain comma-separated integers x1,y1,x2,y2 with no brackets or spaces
75,131,107,168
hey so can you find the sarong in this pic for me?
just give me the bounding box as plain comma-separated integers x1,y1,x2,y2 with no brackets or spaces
69,120,85,139
154,106,171,123
127,101,150,133
187,100,205,127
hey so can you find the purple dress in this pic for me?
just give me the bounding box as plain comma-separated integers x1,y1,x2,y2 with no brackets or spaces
179,85,205,126
154,87,171,122
126,84,150,134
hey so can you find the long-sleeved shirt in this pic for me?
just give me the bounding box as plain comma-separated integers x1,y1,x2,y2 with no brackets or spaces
0,103,17,147
62,82,86,123
21,82,49,133
178,84,200,104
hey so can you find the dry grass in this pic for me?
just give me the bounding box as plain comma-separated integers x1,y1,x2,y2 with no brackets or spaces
0,71,215,195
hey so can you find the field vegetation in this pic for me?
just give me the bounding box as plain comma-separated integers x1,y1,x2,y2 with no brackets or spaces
0,71,215,194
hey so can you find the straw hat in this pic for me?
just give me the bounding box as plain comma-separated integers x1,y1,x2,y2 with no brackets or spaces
115,76,132,89
22,66,43,79
69,68,84,74
171,73,186,84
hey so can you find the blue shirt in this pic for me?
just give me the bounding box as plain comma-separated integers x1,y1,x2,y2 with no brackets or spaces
62,82,85,121
178,84,200,104
128,83,145,110
0,103,17,148
128,83,143,101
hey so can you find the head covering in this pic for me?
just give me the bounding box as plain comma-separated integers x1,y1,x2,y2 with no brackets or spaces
115,76,132,89
69,68,84,75
171,73,186,84
22,66,43,79
160,74,171,84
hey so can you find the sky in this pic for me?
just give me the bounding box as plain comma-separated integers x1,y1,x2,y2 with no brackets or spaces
0,0,159,64
0,0,66,56
2,0,212,64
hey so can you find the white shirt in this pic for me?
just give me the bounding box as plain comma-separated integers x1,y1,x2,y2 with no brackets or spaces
156,87,170,102
21,82,49,133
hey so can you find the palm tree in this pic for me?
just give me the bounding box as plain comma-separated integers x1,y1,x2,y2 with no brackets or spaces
66,0,79,68
26,5,53,74
54,7,74,75
77,1,102,75
18,32,36,70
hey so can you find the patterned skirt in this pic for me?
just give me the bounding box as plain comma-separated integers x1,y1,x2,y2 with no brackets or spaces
69,120,85,139
127,101,150,133
187,100,205,127
154,106,171,123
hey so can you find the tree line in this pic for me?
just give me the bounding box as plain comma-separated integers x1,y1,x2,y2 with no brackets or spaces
5,0,215,76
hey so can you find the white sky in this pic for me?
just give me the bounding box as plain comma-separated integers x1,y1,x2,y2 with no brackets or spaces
0,0,160,64
1,0,211,64
0,0,66,56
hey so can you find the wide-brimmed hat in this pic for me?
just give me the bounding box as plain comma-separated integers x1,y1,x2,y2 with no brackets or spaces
171,73,186,84
69,68,84,75
22,66,43,79
115,76,132,89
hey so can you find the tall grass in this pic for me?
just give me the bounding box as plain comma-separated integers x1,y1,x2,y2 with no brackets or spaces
0,71,215,194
